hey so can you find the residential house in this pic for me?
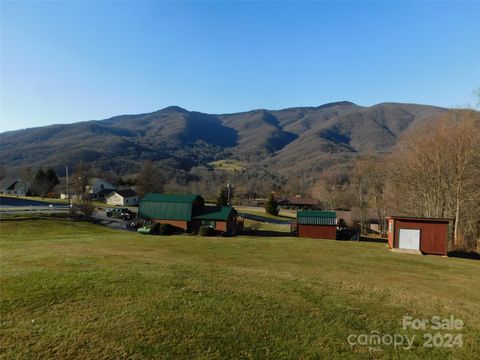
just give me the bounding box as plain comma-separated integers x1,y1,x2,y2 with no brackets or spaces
86,178,116,200
106,189,139,206
278,195,320,210
0,179,30,196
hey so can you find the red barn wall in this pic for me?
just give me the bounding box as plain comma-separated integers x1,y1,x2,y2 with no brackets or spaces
214,221,227,232
393,219,448,255
298,225,336,239
152,219,188,231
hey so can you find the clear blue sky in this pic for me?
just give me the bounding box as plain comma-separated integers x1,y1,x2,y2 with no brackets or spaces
1,1,479,132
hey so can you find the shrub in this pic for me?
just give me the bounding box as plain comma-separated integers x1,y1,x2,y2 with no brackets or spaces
158,223,173,235
198,226,215,236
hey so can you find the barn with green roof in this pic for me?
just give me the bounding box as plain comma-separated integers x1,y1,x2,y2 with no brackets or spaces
139,193,240,235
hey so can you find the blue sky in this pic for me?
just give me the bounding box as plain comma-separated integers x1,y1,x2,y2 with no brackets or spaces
1,1,479,132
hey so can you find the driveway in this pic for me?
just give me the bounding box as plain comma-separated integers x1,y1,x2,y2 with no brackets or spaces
91,209,138,232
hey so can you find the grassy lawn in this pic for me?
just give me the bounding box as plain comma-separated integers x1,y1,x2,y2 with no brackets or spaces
236,206,296,221
1,216,479,359
243,219,291,233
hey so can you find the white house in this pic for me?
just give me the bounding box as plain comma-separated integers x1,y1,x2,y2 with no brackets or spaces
0,179,30,196
106,189,139,206
85,178,116,200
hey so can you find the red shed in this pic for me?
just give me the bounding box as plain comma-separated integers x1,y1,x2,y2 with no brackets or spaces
296,211,337,239
387,216,450,256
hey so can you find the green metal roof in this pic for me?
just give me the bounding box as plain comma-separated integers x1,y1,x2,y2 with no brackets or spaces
193,206,236,221
297,211,336,218
138,193,204,221
141,193,203,203
297,211,337,225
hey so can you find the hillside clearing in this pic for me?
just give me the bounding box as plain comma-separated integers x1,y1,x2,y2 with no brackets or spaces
208,159,247,172
1,217,479,359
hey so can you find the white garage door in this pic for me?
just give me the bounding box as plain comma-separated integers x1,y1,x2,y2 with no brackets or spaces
398,229,420,250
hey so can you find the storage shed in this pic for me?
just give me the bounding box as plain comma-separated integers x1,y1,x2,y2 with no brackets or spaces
296,211,337,239
387,216,450,256
138,193,240,235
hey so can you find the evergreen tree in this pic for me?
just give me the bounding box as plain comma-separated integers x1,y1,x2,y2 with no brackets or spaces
216,183,234,206
31,168,59,197
31,169,47,197
216,188,229,206
45,168,59,188
265,192,279,216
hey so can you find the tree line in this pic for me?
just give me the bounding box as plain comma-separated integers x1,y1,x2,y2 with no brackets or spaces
312,109,480,251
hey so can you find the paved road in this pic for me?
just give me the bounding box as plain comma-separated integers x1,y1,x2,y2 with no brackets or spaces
0,196,66,207
238,212,292,225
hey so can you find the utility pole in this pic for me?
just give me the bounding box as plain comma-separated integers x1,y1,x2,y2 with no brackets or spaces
227,180,231,206
66,165,69,204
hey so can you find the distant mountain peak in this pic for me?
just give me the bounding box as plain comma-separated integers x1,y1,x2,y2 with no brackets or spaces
316,101,359,109
159,106,189,113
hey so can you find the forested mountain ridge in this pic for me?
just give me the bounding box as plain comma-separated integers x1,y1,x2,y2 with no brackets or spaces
0,102,447,177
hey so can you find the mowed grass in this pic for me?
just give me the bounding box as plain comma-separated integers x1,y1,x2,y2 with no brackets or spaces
1,217,479,359
236,206,296,221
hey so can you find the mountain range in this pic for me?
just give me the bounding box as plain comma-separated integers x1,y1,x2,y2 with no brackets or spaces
0,102,447,179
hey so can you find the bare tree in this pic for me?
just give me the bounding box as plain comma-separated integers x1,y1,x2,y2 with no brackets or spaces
388,109,480,250
351,159,371,235
71,162,93,195
311,167,353,210
75,194,95,219
136,160,164,196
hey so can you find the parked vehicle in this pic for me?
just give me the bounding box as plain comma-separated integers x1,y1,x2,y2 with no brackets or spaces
106,208,135,221
126,220,142,230
137,221,159,235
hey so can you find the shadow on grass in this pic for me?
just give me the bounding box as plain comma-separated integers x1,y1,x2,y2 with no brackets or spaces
0,214,84,222
359,235,388,243
448,251,480,260
243,230,295,237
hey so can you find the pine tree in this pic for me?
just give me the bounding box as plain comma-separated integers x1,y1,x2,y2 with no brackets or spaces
216,188,229,206
265,192,279,216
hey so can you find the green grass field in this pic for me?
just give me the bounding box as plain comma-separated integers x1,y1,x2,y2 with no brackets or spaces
236,206,296,221
1,216,479,359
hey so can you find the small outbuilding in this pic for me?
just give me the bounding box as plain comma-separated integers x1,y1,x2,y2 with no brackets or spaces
296,211,337,239
387,216,450,256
